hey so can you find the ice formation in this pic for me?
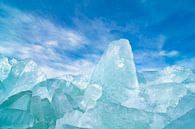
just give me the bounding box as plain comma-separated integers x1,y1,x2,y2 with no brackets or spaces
0,39,195,129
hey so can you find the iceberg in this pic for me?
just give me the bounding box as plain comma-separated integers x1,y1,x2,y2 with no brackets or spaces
0,39,195,129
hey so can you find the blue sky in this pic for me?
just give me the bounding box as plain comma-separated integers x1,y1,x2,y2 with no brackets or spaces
0,0,195,77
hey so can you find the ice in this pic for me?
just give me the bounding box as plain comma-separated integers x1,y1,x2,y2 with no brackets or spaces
32,77,86,119
0,109,33,128
0,91,32,111
56,110,95,129
163,108,195,129
0,39,195,129
141,66,195,85
159,66,194,83
80,84,102,110
142,83,187,113
91,39,139,105
62,74,89,90
30,96,56,128
167,92,195,120
95,102,169,129
140,70,161,84
0,57,46,103
52,90,73,118
0,54,11,81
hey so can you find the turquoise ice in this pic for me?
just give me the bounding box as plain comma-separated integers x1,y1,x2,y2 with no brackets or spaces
0,39,195,129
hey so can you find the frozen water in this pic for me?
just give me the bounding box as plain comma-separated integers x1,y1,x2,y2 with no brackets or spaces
142,83,187,113
0,109,34,128
0,56,46,103
91,39,139,105
163,108,195,129
0,39,195,129
80,84,102,110
0,54,12,81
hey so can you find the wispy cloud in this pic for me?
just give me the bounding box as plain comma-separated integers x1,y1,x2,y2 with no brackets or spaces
136,34,166,50
133,34,180,70
0,5,87,50
0,4,116,77
0,3,188,77
134,50,167,71
159,50,179,57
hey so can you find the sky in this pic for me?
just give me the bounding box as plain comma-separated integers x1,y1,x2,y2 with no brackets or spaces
0,0,195,77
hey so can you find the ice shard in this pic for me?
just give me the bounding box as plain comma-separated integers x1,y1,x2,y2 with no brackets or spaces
168,92,195,120
0,54,12,81
0,109,33,128
0,91,32,111
80,84,102,110
159,66,194,83
56,110,97,129
0,58,46,103
91,39,139,105
0,91,34,128
95,102,169,129
163,108,195,129
142,83,187,113
30,96,56,129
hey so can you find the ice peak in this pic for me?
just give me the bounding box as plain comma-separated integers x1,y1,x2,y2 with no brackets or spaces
91,39,139,104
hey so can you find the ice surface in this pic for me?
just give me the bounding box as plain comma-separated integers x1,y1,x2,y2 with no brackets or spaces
0,109,33,128
167,92,195,120
30,96,56,129
0,56,46,103
141,66,195,85
163,108,195,129
142,83,187,113
94,102,170,129
91,39,139,105
0,91,32,111
0,54,12,81
0,39,195,129
80,84,102,110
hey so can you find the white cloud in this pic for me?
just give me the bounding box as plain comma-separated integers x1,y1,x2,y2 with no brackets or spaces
133,34,168,70
137,34,166,50
134,49,180,71
0,5,115,77
134,50,167,70
0,5,87,51
45,40,59,47
1,4,184,77
159,50,179,57
73,18,118,51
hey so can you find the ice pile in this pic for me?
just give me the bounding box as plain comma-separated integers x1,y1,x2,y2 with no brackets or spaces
0,39,195,129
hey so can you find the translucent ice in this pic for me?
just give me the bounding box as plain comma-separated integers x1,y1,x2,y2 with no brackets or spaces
0,91,32,111
142,83,187,113
0,39,195,129
80,84,102,110
167,92,195,120
163,108,195,129
0,57,46,103
56,110,97,129
95,102,169,129
0,54,11,81
0,109,33,128
91,39,139,105
141,66,195,85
